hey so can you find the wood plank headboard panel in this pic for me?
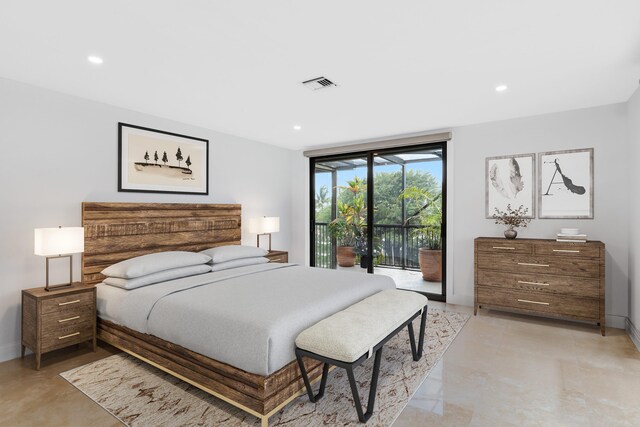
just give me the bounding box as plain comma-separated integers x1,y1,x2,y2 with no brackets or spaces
82,202,241,285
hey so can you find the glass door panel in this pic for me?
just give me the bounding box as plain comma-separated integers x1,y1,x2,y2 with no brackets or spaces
372,147,445,298
312,155,368,272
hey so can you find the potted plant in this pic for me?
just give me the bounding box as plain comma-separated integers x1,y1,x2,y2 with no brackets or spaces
328,178,367,267
400,186,443,282
493,204,531,239
354,231,384,268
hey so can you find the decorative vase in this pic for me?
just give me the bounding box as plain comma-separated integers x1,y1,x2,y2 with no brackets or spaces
504,228,517,239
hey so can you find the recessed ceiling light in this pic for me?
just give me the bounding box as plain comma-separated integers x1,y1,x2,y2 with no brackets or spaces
495,84,508,92
87,55,103,65
293,125,302,131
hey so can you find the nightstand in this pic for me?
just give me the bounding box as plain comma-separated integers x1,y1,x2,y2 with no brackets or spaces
266,250,288,263
22,282,96,370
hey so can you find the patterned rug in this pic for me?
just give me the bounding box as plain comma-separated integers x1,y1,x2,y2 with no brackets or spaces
60,309,468,426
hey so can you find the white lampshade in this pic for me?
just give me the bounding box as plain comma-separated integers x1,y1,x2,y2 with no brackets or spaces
248,217,280,234
34,227,85,256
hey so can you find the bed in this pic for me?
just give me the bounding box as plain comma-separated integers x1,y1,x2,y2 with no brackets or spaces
82,202,395,426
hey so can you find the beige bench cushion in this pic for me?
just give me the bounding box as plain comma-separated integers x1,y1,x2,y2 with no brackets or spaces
295,289,428,363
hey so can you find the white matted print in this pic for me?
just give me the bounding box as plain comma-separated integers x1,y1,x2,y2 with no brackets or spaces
486,153,535,218
538,148,593,219
118,123,209,195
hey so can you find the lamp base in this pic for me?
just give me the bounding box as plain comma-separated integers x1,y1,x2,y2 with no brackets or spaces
45,282,74,292
44,255,74,292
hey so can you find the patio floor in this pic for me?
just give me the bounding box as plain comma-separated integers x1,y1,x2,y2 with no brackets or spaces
336,264,442,295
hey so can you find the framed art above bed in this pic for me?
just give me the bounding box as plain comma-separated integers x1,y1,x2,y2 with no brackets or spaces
118,123,209,195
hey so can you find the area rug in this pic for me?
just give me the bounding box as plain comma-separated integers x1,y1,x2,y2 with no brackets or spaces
60,308,469,426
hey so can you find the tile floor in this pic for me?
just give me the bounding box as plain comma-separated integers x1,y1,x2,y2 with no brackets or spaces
1,303,638,427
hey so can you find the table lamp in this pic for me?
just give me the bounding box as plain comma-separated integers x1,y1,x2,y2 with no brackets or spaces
34,226,84,291
248,217,280,250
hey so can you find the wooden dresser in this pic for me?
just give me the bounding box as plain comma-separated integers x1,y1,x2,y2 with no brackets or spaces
22,283,96,369
474,237,605,335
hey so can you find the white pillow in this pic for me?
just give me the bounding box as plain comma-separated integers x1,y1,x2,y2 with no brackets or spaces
200,245,268,264
103,264,212,290
211,257,270,272
102,251,211,279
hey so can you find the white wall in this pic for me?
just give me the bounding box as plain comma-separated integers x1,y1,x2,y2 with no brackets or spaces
449,104,629,330
628,87,640,343
0,78,293,362
293,103,630,327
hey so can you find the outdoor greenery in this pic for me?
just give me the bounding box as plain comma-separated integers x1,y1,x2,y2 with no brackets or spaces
315,170,439,225
399,186,443,250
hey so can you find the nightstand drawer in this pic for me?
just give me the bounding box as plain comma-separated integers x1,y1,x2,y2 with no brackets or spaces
42,305,95,328
41,322,94,352
42,291,94,314
269,255,288,263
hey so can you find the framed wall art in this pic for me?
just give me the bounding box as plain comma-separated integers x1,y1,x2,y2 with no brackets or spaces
485,153,535,218
118,123,209,195
538,148,593,219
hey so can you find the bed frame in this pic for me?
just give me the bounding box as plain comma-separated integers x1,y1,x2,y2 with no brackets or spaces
82,202,323,426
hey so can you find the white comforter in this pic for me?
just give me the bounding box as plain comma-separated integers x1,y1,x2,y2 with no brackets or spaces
97,264,395,375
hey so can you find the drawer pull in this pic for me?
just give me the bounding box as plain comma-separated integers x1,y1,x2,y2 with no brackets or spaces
58,316,80,323
517,262,550,267
58,332,80,340
517,299,550,306
553,249,580,253
517,280,549,286
58,299,80,306
492,246,516,250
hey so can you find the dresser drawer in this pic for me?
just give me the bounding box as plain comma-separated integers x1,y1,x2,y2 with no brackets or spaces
42,291,94,315
476,254,600,278
477,287,599,320
534,243,602,258
477,270,600,298
476,240,533,255
41,322,94,352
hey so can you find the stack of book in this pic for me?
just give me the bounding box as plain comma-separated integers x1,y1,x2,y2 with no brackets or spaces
556,233,587,243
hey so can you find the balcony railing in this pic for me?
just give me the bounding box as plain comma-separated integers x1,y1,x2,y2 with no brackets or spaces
314,222,438,270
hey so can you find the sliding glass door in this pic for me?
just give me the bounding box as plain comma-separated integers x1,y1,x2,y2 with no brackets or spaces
310,143,446,300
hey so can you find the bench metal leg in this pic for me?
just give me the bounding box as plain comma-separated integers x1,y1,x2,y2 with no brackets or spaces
296,351,329,403
346,347,383,423
407,307,428,361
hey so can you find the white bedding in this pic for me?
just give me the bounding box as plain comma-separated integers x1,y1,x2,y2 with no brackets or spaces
97,263,395,375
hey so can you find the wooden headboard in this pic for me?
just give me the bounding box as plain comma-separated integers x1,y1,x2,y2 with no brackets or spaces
81,202,241,285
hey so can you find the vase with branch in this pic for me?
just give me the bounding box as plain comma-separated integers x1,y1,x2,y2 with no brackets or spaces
493,204,531,239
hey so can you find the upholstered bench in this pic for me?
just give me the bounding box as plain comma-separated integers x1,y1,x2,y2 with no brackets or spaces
294,289,428,423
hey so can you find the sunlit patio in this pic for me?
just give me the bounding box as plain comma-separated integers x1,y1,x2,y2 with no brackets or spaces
336,264,442,295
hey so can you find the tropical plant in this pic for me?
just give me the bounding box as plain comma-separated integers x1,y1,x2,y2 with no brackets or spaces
328,177,367,246
399,186,442,250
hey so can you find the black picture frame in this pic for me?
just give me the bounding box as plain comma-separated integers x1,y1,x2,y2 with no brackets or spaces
118,123,209,195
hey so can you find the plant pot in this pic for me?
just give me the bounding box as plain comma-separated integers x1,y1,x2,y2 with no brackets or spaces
419,248,442,282
337,246,356,267
359,254,369,268
504,228,518,239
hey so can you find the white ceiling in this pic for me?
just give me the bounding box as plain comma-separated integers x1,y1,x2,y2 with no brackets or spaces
1,1,639,150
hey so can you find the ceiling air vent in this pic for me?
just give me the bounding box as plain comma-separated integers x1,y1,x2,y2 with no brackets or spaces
302,76,337,91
